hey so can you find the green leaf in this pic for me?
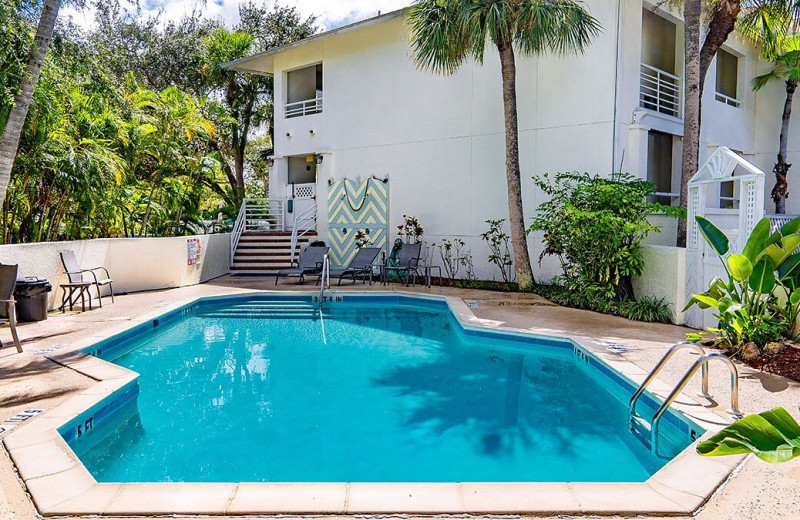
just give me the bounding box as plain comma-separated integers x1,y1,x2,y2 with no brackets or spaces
696,216,729,256
743,218,771,261
750,257,776,294
781,216,800,236
693,294,721,309
778,253,800,283
791,290,800,305
686,333,702,342
698,407,800,464
727,254,753,282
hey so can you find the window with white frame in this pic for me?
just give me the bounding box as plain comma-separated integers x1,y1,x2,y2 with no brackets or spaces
715,49,740,107
285,64,323,118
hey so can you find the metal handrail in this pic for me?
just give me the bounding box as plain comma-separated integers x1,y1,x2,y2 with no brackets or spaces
230,202,247,267
629,342,711,419
318,253,330,308
290,204,318,265
640,63,681,117
285,96,323,118
651,352,743,453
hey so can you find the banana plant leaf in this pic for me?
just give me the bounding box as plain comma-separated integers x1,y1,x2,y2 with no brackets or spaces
696,216,729,256
727,254,753,282
781,215,800,236
697,407,800,464
749,257,776,294
742,218,771,261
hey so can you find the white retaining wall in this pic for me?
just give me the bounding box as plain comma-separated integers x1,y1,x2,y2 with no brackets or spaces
633,244,688,325
0,234,231,310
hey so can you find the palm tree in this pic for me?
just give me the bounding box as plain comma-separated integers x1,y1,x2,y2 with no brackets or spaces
0,0,63,208
407,0,600,289
754,39,800,213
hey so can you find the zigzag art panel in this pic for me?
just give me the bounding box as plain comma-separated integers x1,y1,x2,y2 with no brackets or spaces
327,178,389,267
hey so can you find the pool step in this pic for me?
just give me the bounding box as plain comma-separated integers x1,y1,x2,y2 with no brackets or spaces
198,302,321,319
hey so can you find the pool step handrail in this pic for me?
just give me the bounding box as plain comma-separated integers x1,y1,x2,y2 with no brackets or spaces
318,254,330,307
628,341,711,419
650,352,743,453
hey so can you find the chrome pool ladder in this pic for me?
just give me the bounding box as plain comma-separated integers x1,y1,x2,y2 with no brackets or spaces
318,253,331,308
628,341,743,455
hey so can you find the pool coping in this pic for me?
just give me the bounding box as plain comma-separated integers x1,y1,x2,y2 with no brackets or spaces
3,290,747,516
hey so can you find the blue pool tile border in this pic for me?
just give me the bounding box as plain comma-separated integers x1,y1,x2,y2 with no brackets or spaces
59,380,139,445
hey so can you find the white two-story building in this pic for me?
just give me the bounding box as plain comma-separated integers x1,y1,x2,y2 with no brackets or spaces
226,1,798,281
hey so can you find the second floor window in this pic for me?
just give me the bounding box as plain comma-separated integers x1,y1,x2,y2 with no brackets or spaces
286,64,323,118
715,50,740,107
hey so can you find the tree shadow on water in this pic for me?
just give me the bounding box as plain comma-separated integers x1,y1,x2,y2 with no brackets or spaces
372,346,632,460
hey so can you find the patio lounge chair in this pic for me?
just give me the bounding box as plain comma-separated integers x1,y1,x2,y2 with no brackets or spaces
316,247,381,286
60,251,115,307
383,242,422,287
0,264,22,353
275,245,329,285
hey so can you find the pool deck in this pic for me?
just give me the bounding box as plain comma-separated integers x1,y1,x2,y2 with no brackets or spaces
1,275,799,520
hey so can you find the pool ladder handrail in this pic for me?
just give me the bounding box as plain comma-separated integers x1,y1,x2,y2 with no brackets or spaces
650,352,743,453
318,253,331,308
629,341,710,418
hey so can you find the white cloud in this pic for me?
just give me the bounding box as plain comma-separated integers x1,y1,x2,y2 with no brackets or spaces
62,0,410,32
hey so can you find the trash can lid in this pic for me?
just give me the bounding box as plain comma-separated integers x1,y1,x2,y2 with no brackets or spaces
16,276,49,285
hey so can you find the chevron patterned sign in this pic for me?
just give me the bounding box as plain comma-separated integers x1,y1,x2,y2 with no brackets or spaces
327,178,388,267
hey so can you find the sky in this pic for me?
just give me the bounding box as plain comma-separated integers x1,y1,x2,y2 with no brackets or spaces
62,0,412,32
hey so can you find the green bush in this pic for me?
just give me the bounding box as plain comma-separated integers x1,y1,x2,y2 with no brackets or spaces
531,284,673,324
684,215,800,349
529,172,679,301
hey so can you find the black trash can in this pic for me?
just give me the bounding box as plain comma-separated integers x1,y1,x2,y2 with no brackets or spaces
14,277,52,322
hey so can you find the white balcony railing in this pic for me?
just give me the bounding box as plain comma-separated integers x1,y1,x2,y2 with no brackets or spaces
715,92,741,108
640,63,681,118
285,96,323,118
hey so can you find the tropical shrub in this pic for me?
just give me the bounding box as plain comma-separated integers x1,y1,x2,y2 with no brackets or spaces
698,407,800,464
481,219,515,283
685,215,800,350
531,283,672,324
529,172,678,301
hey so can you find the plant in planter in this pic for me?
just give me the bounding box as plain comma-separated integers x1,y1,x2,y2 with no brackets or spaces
685,215,800,351
397,215,424,244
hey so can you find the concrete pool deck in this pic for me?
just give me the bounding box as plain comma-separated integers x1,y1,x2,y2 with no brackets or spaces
1,275,799,519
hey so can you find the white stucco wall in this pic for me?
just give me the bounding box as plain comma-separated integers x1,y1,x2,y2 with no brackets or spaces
633,244,687,325
0,234,230,310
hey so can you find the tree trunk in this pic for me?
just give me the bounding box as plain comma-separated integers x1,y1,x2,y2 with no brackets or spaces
773,80,796,214
698,0,740,96
677,0,702,248
0,0,62,208
496,38,534,289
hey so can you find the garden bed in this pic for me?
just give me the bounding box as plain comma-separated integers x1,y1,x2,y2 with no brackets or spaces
746,345,800,383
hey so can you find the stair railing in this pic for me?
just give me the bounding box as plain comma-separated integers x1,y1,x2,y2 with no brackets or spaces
290,204,318,265
230,201,247,267
319,253,330,308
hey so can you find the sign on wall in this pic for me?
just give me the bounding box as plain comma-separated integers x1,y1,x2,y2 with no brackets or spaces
187,238,202,266
327,178,388,267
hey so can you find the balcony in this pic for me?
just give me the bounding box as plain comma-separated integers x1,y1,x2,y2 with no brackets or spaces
285,94,323,118
640,63,681,118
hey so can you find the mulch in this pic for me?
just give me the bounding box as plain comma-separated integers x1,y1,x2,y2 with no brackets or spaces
745,346,800,383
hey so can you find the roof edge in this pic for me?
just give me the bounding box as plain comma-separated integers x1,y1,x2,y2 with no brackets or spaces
223,7,410,74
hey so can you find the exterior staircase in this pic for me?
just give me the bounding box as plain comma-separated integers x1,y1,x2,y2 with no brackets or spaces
230,231,318,274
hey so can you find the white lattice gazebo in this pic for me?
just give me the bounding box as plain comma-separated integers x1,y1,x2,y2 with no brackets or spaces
685,147,766,329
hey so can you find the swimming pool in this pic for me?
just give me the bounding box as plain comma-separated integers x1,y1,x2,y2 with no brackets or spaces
63,294,701,484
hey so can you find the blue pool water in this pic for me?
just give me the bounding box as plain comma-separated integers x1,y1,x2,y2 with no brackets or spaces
66,295,698,483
